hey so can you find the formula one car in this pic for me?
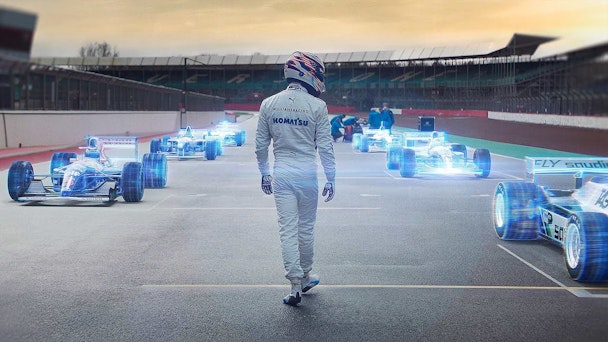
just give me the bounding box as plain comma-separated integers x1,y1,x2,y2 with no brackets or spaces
208,120,246,147
386,131,491,178
352,123,400,153
150,126,222,160
7,136,167,203
493,157,608,282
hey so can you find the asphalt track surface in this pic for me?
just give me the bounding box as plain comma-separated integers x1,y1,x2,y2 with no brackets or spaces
1,115,607,342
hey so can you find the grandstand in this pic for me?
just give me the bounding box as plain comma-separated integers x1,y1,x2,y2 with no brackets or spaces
20,33,608,116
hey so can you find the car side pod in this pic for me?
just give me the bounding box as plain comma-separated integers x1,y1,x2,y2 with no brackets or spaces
563,213,608,282
493,181,548,240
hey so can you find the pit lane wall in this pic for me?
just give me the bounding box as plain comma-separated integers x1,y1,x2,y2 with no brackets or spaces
376,108,607,130
0,110,226,148
487,111,608,130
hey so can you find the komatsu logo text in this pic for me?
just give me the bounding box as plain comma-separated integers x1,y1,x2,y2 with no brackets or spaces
273,117,309,126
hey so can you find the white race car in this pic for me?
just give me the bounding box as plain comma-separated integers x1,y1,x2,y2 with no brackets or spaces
208,120,246,147
150,126,222,160
352,125,400,153
493,157,608,282
386,131,491,178
7,136,167,203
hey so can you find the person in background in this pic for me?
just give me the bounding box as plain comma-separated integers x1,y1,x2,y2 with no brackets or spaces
368,107,381,129
255,51,336,306
330,113,346,125
330,114,345,142
380,103,395,133
341,116,359,142
342,116,358,126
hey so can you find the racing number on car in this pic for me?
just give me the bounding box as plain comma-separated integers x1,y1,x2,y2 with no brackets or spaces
541,209,565,242
554,225,564,241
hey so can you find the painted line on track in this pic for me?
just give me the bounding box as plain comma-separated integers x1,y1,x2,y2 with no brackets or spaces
497,244,608,299
140,284,608,292
383,169,520,181
151,207,381,210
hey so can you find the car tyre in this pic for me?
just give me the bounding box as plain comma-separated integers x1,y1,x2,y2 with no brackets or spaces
473,148,491,178
142,153,168,188
122,162,144,202
7,161,34,201
493,182,547,240
564,213,608,282
386,145,400,170
150,139,162,153
205,139,218,160
399,148,416,177
352,133,362,150
360,135,370,153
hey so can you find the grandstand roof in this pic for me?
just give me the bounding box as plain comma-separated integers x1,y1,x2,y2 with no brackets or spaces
30,33,606,68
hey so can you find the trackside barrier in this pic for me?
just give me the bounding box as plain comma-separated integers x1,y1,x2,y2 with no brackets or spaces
0,110,226,149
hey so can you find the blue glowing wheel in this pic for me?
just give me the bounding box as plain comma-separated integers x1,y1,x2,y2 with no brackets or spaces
352,133,362,150
474,148,491,178
386,145,401,170
360,135,369,153
121,162,144,202
7,161,34,201
205,139,218,160
150,138,162,153
142,153,167,188
564,213,608,282
493,182,547,240
235,131,246,146
398,148,416,178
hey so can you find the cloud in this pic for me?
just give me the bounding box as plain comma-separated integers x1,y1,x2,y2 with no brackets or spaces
3,0,605,57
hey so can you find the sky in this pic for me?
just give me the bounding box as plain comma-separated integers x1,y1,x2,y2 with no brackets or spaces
2,0,607,58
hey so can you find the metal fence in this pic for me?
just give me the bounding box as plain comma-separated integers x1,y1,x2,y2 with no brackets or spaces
0,57,224,111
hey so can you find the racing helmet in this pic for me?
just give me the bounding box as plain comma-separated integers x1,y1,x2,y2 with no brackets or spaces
88,137,99,149
284,51,326,96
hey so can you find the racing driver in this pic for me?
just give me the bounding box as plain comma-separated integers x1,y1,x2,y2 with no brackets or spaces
255,51,336,306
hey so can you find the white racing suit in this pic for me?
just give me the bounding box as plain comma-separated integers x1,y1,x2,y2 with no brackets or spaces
255,83,336,284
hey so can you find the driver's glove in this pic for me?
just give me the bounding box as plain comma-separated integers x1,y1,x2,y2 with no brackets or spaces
322,181,335,202
261,175,273,195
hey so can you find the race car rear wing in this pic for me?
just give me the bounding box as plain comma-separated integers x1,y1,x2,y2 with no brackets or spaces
84,135,140,162
404,131,444,140
176,126,208,138
403,131,444,147
525,157,608,188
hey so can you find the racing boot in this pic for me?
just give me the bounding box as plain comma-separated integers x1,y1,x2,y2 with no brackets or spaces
283,283,302,306
302,273,320,293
